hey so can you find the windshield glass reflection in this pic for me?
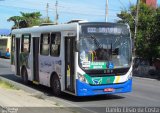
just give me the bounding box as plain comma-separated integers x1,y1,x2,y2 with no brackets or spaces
79,35,132,69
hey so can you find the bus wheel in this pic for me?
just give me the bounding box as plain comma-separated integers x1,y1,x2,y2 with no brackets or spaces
51,75,61,96
22,68,28,84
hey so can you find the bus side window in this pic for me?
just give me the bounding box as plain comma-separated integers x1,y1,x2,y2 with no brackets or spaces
50,33,61,57
40,33,50,56
21,34,31,53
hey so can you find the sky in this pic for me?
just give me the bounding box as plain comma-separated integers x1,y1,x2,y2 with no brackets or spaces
0,0,159,29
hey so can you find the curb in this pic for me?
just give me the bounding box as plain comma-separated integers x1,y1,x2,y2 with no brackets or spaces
0,76,96,113
0,58,97,113
0,75,43,96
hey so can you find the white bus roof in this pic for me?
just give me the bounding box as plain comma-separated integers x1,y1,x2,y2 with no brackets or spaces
12,23,78,35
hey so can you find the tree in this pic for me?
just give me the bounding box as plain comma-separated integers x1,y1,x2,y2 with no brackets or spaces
152,7,160,58
20,12,42,27
8,12,53,29
7,16,23,29
117,2,160,62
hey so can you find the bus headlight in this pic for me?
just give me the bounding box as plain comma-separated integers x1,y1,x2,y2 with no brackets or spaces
77,73,88,83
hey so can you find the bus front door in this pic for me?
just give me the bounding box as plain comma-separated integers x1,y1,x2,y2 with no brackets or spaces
65,37,75,93
32,37,39,83
15,38,20,75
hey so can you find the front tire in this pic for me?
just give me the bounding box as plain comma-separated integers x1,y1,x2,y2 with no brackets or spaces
21,68,29,84
51,75,61,96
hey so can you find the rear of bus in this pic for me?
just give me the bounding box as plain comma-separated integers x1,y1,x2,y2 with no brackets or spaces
0,37,11,58
76,22,132,96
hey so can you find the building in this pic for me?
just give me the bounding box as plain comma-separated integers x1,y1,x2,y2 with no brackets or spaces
141,0,157,8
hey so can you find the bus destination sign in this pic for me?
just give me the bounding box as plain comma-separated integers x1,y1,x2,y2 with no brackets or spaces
87,27,122,34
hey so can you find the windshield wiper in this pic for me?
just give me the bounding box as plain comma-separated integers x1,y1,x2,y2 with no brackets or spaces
89,35,103,49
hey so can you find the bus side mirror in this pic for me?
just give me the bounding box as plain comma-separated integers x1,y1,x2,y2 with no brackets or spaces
75,40,80,52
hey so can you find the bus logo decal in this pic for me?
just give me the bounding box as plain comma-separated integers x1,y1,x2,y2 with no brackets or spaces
92,78,102,85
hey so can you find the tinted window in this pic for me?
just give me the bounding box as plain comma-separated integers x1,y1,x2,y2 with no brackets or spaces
50,33,61,57
40,33,50,55
21,34,31,53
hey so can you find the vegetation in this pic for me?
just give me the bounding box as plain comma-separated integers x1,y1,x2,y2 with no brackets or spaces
7,12,53,29
0,79,18,89
117,2,160,63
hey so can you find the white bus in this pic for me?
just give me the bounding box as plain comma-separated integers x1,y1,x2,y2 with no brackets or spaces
11,22,132,96
0,36,11,58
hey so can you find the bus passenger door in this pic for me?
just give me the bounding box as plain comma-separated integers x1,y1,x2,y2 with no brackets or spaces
32,37,39,83
15,38,20,75
65,37,75,93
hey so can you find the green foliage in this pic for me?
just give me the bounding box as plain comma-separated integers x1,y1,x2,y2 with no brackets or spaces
117,2,160,59
20,12,42,27
0,79,18,90
8,12,53,29
7,16,24,29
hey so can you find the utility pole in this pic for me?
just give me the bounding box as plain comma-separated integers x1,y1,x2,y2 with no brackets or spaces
105,0,108,22
134,0,140,57
55,1,59,24
46,3,49,22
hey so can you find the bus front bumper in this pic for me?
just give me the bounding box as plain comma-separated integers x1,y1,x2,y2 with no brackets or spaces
76,79,132,96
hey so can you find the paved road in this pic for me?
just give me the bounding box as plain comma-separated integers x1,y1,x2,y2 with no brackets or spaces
0,58,160,113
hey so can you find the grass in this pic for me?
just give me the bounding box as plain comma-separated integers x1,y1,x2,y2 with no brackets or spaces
0,79,18,90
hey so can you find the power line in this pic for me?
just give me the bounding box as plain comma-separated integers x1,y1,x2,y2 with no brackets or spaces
119,0,127,10
0,4,109,17
0,0,125,22
0,0,122,13
0,1,122,16
0,4,45,11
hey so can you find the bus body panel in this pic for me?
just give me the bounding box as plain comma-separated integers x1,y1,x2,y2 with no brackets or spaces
39,55,62,87
11,25,78,94
76,64,132,96
76,79,132,96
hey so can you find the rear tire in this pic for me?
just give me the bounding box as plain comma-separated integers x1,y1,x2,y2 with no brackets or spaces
21,68,29,84
51,75,61,96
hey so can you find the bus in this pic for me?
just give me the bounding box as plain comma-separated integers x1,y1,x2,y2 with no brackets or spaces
0,36,11,58
11,22,132,96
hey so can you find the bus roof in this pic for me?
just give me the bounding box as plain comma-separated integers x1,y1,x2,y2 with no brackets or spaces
12,22,129,35
12,23,78,35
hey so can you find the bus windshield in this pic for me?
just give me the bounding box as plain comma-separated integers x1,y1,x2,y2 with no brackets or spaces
79,34,132,70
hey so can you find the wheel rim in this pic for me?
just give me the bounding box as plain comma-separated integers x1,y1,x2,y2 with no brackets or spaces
22,69,28,83
54,79,60,93
23,71,26,81
52,76,61,95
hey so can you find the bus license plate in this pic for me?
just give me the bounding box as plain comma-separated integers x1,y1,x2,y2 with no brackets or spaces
104,88,114,92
